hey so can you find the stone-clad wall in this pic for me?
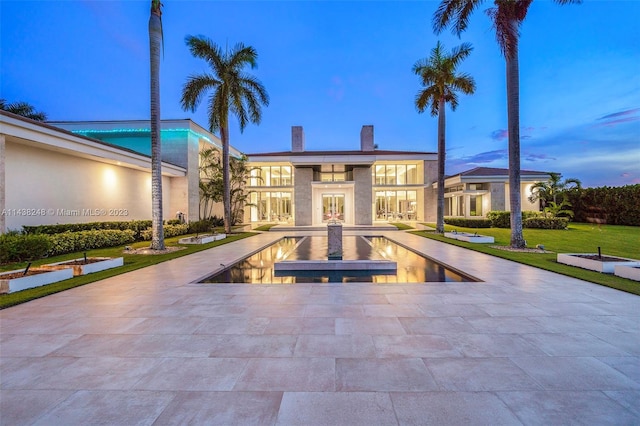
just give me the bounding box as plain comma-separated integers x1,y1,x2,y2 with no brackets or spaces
353,166,372,225
294,166,313,225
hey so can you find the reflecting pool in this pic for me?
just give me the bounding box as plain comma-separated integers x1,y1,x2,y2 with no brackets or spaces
199,236,476,284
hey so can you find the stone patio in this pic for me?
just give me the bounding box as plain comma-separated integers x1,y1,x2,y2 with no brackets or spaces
1,230,638,425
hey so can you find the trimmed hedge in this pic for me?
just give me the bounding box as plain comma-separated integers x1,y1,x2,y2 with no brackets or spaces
140,224,189,241
48,230,136,256
24,220,152,239
567,184,640,226
0,234,51,263
523,217,569,229
487,211,541,228
444,217,491,228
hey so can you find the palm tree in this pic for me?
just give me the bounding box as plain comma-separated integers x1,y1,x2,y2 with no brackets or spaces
0,99,47,121
528,172,581,208
181,36,269,234
149,0,164,250
413,41,476,234
433,0,581,248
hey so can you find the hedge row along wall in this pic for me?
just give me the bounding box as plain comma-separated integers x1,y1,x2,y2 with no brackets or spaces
566,184,640,226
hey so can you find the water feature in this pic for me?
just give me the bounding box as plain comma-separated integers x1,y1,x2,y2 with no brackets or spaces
199,236,477,284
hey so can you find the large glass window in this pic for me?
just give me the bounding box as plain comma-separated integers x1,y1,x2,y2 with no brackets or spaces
470,195,482,216
375,190,417,220
249,166,293,187
385,165,396,185
373,163,419,185
251,191,292,222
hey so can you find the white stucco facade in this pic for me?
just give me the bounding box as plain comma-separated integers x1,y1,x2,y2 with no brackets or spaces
0,112,188,232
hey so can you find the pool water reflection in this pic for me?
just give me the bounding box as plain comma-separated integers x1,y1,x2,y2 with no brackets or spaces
199,236,476,284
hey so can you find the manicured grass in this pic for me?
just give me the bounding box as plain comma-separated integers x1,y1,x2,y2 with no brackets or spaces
391,222,414,230
413,222,640,295
0,232,256,309
253,224,278,231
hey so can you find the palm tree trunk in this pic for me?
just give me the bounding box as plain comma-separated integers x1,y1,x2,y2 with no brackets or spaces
221,124,232,234
149,8,165,250
436,97,446,234
506,28,525,248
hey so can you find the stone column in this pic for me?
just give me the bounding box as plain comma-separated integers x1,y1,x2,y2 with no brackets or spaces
353,165,372,225
292,126,305,152
327,222,343,260
0,134,5,234
293,166,312,225
360,125,374,151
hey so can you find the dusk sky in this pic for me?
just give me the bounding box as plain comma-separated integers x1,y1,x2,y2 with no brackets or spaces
2,1,638,187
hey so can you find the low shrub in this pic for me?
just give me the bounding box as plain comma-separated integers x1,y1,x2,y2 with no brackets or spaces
188,220,214,234
487,211,541,228
188,216,224,234
0,234,51,263
24,220,152,240
48,229,136,256
444,217,491,228
140,224,189,241
524,217,569,229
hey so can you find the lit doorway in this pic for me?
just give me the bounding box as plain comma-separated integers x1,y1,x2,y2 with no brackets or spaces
322,194,345,222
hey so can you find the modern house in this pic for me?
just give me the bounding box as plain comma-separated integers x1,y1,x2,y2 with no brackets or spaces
244,126,438,226
0,112,549,233
438,167,550,218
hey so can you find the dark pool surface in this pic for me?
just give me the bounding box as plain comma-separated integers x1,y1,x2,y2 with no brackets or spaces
199,236,476,284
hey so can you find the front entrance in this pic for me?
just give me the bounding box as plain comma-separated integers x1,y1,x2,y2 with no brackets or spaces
322,194,345,223
312,184,354,225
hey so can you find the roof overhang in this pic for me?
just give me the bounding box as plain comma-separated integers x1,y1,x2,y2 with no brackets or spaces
1,113,186,177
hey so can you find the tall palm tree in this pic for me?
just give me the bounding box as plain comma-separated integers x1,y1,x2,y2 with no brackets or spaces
181,36,269,234
149,0,164,250
528,172,581,208
433,0,581,248
413,41,476,234
0,99,47,121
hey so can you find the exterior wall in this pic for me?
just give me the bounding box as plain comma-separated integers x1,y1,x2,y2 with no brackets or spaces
293,166,312,225
353,166,372,225
423,161,438,222
489,182,506,211
5,141,172,230
505,183,540,212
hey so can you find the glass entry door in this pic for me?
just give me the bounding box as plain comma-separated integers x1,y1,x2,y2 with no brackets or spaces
322,194,345,222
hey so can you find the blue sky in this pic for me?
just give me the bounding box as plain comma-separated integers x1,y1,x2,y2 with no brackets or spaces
2,0,639,187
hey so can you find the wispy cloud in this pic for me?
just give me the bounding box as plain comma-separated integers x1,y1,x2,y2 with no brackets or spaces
525,153,556,162
593,108,640,128
598,108,640,120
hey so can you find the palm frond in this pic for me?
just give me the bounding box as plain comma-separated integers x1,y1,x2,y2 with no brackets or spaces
180,74,219,112
433,0,484,35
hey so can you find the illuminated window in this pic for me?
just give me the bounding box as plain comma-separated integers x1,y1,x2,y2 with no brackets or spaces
373,163,419,185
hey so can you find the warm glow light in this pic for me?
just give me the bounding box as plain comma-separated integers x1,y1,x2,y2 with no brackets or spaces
103,168,117,188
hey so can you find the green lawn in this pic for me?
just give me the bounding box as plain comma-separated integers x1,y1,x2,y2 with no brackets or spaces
390,222,414,230
253,224,278,231
413,222,640,295
0,232,256,309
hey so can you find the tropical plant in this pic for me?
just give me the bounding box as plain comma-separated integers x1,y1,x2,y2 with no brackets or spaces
433,0,581,248
413,41,476,234
0,99,47,121
148,0,164,250
181,36,269,234
199,148,254,224
543,200,574,219
528,172,581,208
198,147,224,219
